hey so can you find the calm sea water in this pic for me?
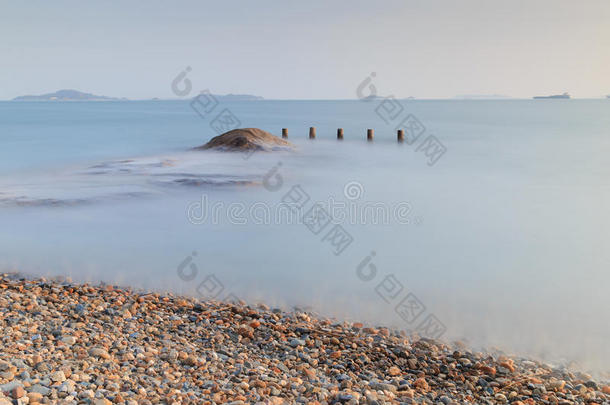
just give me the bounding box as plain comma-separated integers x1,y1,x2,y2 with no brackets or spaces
1,100,609,373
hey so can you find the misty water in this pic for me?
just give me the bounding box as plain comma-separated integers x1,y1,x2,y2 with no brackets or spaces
1,99,609,374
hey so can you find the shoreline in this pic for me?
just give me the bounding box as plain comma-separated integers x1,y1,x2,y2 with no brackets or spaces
0,273,608,405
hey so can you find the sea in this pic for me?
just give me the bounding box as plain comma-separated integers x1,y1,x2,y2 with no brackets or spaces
1,99,609,373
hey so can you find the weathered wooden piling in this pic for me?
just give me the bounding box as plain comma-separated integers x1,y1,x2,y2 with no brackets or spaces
309,127,316,139
282,128,288,139
397,129,405,143
337,128,344,140
367,129,374,142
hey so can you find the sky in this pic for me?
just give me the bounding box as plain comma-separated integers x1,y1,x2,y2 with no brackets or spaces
1,0,609,100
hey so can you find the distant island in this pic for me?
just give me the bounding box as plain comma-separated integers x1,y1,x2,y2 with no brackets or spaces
533,92,570,99
11,89,264,102
12,89,120,101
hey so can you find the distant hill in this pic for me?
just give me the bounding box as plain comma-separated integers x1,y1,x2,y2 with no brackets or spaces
13,89,118,101
11,90,264,102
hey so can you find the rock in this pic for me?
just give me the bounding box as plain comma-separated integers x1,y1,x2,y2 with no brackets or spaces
60,336,76,345
584,380,598,389
479,365,496,376
78,390,94,399
549,380,566,391
290,339,305,348
369,382,397,393
0,371,13,380
494,393,507,403
88,347,110,359
195,128,293,153
11,386,25,399
499,360,515,373
28,385,51,396
388,366,401,376
0,274,608,405
58,380,75,393
26,392,43,403
414,377,429,392
237,325,254,339
497,366,510,374
49,370,66,383
0,380,23,392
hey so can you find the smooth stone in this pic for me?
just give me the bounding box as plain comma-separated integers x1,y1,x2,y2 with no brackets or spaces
290,339,305,348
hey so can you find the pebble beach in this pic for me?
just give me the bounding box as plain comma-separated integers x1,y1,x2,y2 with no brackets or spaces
0,273,608,405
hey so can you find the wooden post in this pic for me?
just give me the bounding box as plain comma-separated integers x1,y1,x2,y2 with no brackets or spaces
337,128,344,140
367,129,374,142
309,127,316,139
282,128,288,139
397,129,405,143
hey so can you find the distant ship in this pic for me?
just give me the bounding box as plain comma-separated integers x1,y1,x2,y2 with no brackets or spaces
607,95,610,99
533,92,570,99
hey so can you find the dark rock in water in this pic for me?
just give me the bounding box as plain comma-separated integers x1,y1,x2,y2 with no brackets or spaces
195,128,293,152
151,173,259,187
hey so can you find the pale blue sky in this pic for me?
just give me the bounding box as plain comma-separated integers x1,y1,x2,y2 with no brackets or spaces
1,0,609,99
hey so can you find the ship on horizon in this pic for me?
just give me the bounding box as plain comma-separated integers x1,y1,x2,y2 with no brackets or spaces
533,92,570,99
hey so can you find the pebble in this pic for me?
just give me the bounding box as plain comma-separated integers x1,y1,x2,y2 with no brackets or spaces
49,370,66,383
88,347,110,359
10,386,25,399
290,338,305,347
0,273,607,405
26,392,42,403
60,336,76,345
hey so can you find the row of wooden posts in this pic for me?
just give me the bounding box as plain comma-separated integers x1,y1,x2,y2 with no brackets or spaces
281,127,406,142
